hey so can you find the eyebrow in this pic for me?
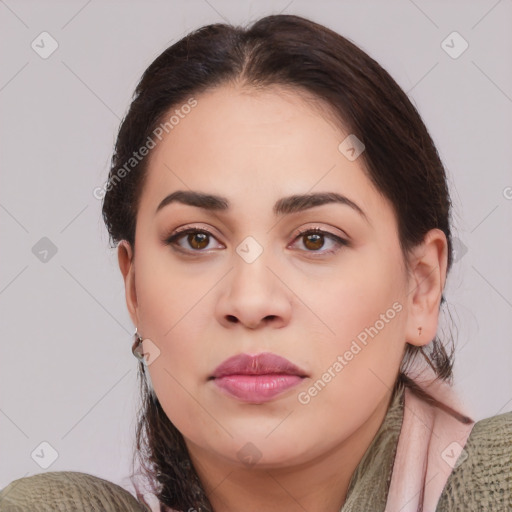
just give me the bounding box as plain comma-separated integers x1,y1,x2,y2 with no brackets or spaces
155,190,369,223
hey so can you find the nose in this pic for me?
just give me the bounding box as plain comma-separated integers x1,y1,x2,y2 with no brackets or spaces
215,251,292,330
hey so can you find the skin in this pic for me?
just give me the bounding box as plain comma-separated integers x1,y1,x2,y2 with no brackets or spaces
118,83,448,512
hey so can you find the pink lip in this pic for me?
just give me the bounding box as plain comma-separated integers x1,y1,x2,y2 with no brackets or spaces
210,352,308,403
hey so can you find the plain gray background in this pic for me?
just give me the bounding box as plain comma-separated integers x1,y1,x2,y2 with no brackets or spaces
1,0,511,497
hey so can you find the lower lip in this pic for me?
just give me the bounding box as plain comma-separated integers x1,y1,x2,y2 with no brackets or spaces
212,374,303,403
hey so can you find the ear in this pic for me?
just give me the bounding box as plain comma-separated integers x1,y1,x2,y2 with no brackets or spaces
118,240,139,328
405,228,448,347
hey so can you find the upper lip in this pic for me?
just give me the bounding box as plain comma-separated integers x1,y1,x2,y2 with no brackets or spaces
210,352,308,379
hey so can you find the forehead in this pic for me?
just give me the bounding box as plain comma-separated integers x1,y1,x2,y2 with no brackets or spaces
169,83,346,153
139,84,392,225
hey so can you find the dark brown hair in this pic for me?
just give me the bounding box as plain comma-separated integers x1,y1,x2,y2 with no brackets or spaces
102,14,466,512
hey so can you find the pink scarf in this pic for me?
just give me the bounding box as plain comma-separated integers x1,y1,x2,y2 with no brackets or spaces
385,367,476,512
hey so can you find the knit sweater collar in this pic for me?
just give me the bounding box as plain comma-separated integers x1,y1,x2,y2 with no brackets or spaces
339,371,476,512
340,380,406,511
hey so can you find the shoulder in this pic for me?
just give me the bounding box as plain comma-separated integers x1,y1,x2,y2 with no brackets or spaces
0,470,151,511
436,410,512,511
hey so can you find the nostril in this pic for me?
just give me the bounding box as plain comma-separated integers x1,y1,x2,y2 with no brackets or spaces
226,315,238,323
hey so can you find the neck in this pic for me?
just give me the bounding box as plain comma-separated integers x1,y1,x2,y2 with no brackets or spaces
186,389,394,512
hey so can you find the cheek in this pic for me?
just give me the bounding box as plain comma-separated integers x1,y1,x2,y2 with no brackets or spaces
292,277,406,443
134,246,211,338
135,271,207,371
316,257,405,339
137,283,210,441
132,253,208,407
304,254,407,389
149,355,216,448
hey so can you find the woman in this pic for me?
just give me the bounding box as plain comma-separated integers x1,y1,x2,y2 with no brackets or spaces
1,13,510,512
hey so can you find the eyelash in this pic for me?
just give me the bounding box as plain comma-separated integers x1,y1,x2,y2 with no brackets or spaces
164,226,349,256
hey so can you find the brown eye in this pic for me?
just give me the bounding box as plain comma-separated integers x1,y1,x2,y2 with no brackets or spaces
164,227,224,253
303,232,325,250
187,232,209,250
290,228,349,256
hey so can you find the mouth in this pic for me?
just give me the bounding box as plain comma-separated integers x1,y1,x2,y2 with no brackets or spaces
209,352,308,403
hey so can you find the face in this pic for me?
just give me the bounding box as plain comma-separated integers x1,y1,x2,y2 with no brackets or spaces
119,84,446,470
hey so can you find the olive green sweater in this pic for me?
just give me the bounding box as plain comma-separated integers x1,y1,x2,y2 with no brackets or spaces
1,382,511,511
340,380,512,511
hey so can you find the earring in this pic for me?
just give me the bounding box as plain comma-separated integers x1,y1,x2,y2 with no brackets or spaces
418,326,422,336
131,329,158,402
132,328,144,361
